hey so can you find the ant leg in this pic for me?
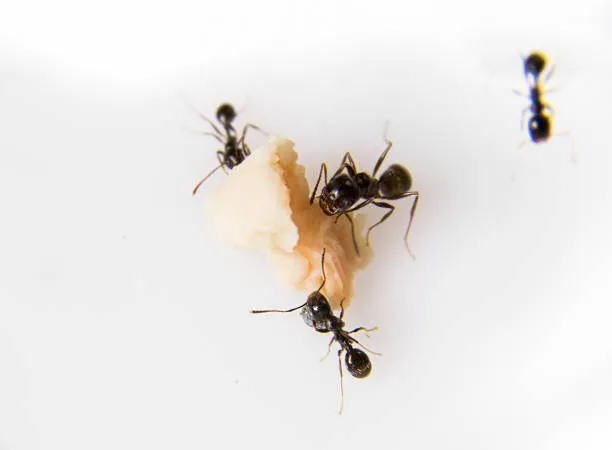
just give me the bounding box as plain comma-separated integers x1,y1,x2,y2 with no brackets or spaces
320,337,336,362
181,98,225,136
365,201,395,247
512,88,529,99
543,87,558,96
331,154,357,178
197,113,224,137
238,123,268,147
372,139,393,177
217,151,230,175
343,214,361,257
309,163,329,205
192,163,226,195
554,130,578,164
543,64,556,84
192,150,228,195
200,131,225,145
317,248,328,291
348,335,383,356
519,106,530,131
341,198,373,215
544,104,556,119
348,326,378,334
332,152,358,178
337,349,345,415
250,301,307,314
338,297,346,319
398,191,420,260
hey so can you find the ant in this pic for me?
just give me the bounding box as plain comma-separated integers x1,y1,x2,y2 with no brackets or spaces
192,103,263,195
309,139,420,258
514,51,557,144
251,248,379,414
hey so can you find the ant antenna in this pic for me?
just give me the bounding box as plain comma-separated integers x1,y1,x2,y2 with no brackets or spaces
317,248,328,292
250,302,307,315
347,326,378,336
180,95,225,137
372,122,393,178
382,120,391,142
235,96,249,117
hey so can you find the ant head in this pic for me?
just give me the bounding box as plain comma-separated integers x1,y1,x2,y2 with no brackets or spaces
528,114,552,143
345,347,372,378
378,164,412,197
319,174,361,216
300,291,333,332
216,103,237,126
524,52,547,79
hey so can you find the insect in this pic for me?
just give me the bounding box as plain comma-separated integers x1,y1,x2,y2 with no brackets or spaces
251,248,379,414
514,51,556,144
309,139,419,257
192,103,263,195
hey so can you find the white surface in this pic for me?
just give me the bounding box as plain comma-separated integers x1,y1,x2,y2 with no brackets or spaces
1,1,612,449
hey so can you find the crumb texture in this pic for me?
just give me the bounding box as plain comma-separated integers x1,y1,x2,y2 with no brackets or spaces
206,137,371,310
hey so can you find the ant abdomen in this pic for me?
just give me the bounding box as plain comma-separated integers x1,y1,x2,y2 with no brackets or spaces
528,114,551,143
345,348,372,378
378,164,412,198
524,52,547,78
216,103,236,125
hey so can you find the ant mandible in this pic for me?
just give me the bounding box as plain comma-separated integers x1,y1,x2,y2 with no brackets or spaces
309,139,420,258
514,51,556,144
251,248,379,414
192,103,263,195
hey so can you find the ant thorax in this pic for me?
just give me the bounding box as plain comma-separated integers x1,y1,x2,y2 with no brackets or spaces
355,172,377,196
223,136,245,169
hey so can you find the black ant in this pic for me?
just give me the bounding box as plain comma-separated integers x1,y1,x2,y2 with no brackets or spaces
251,249,379,414
514,51,556,144
309,139,419,258
192,103,263,195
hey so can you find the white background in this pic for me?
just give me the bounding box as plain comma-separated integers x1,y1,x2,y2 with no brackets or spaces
1,0,612,449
